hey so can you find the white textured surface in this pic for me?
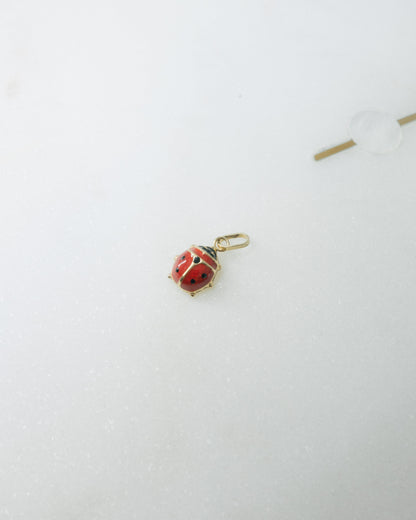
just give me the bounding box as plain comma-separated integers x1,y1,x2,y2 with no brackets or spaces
1,1,416,519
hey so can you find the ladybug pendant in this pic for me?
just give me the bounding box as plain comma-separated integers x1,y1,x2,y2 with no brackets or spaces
169,233,249,297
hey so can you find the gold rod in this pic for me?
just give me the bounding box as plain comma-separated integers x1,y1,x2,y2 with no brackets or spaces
397,113,416,126
314,139,355,161
314,112,416,161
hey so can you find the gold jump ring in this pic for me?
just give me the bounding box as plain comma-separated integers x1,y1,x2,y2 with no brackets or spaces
213,233,250,252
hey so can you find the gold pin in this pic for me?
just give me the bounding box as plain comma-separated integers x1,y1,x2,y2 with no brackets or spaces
314,112,416,161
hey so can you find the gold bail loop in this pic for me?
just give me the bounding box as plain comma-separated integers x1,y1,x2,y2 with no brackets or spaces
214,233,250,252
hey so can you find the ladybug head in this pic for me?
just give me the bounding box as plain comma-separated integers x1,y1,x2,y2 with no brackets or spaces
198,246,217,260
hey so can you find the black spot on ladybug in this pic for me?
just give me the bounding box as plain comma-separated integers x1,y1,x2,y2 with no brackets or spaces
193,256,200,264
202,273,207,279
182,255,186,260
176,268,179,273
191,279,196,284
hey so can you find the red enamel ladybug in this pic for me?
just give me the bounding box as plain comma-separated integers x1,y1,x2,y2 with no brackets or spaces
170,245,220,296
169,234,250,297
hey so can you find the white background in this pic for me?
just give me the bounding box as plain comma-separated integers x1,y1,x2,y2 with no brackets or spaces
1,1,416,519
